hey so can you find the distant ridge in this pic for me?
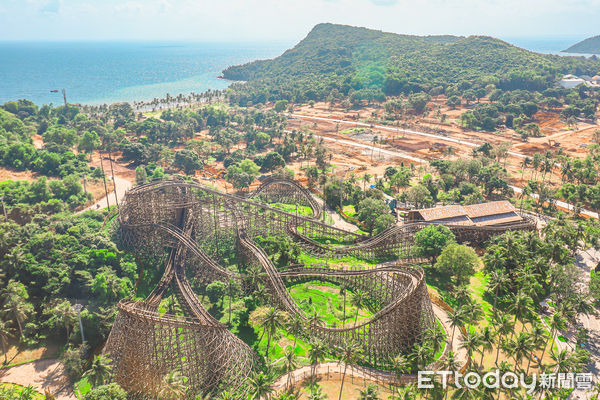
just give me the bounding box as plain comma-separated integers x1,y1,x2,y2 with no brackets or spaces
223,23,600,103
563,35,600,54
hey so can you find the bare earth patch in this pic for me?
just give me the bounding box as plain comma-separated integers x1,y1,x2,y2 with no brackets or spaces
0,359,76,400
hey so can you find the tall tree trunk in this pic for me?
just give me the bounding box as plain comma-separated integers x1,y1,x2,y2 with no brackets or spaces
338,364,348,400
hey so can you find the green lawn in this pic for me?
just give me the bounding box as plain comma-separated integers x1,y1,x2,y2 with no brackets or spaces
288,281,373,327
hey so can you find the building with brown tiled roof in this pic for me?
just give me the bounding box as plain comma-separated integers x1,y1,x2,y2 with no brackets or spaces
406,201,522,227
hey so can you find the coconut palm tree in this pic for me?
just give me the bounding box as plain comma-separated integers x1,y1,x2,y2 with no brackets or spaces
390,354,411,377
158,370,188,399
492,311,514,365
460,333,482,364
487,269,509,319
286,315,303,353
307,382,327,400
549,349,571,373
260,307,287,360
308,340,327,382
357,384,379,400
0,318,13,365
448,307,466,344
248,372,274,400
350,290,367,327
509,292,534,335
389,384,417,400
282,348,298,391
335,341,362,400
48,301,77,341
508,332,534,372
82,355,113,387
477,327,494,368
526,323,547,374
442,351,460,400
539,311,566,367
409,342,433,371
1,280,33,339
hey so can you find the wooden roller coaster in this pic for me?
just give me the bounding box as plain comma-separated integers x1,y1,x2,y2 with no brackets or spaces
104,178,536,399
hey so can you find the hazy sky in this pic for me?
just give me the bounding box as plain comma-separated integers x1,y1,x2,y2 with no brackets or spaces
1,0,598,42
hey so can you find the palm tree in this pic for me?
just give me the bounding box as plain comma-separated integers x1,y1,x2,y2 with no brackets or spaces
526,323,547,374
335,341,362,400
308,340,327,382
350,290,367,327
49,301,77,341
357,384,379,400
390,354,411,377
282,348,297,390
492,312,514,365
409,342,433,371
389,384,417,400
477,327,494,367
549,349,571,373
1,280,33,339
539,311,566,367
426,326,446,357
248,372,274,400
286,315,303,353
0,318,13,364
307,382,327,400
158,370,188,399
82,355,113,387
442,351,460,400
509,292,533,335
487,270,509,318
448,307,466,344
460,333,481,365
260,307,287,360
508,332,533,372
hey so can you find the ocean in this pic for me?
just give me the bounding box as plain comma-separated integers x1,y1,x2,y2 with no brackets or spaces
0,41,290,106
0,38,597,107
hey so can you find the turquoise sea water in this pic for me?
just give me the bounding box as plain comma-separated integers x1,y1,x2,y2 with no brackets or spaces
0,38,597,106
0,41,289,106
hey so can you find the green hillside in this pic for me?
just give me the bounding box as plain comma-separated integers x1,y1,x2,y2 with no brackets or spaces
223,23,600,104
564,35,600,54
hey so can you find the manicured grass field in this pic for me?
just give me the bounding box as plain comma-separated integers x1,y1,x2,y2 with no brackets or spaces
288,281,373,327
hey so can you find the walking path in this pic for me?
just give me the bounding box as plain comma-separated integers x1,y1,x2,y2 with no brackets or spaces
0,359,76,400
79,176,132,214
273,303,468,393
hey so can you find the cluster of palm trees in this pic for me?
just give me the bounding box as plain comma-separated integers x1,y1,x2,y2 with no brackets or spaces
519,144,600,212
0,279,32,364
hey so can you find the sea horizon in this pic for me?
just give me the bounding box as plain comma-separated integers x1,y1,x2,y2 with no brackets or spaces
1,36,597,107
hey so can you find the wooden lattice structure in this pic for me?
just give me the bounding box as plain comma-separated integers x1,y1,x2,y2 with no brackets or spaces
104,178,535,399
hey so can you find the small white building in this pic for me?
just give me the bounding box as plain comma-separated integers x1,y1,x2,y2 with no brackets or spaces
560,74,587,89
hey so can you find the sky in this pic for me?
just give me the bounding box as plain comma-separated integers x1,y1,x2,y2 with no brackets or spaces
1,0,599,43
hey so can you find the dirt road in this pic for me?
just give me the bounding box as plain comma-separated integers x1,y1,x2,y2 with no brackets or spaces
0,359,76,400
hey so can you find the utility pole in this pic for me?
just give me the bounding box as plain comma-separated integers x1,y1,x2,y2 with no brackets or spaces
82,174,87,196
73,304,85,343
62,89,68,106
99,152,110,209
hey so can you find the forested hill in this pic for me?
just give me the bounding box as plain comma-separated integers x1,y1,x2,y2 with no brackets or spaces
564,35,600,54
223,23,600,105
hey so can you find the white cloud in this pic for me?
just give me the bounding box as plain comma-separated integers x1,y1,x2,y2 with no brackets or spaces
2,0,600,41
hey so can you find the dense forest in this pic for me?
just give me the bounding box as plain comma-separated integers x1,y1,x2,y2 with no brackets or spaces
564,35,600,54
223,23,600,105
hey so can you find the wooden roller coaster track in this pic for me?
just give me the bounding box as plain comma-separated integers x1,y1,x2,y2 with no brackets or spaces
104,178,535,399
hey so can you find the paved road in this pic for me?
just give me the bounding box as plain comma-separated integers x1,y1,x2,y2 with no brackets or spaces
79,176,132,214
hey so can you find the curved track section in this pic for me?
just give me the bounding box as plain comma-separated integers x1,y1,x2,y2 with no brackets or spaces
105,179,533,399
